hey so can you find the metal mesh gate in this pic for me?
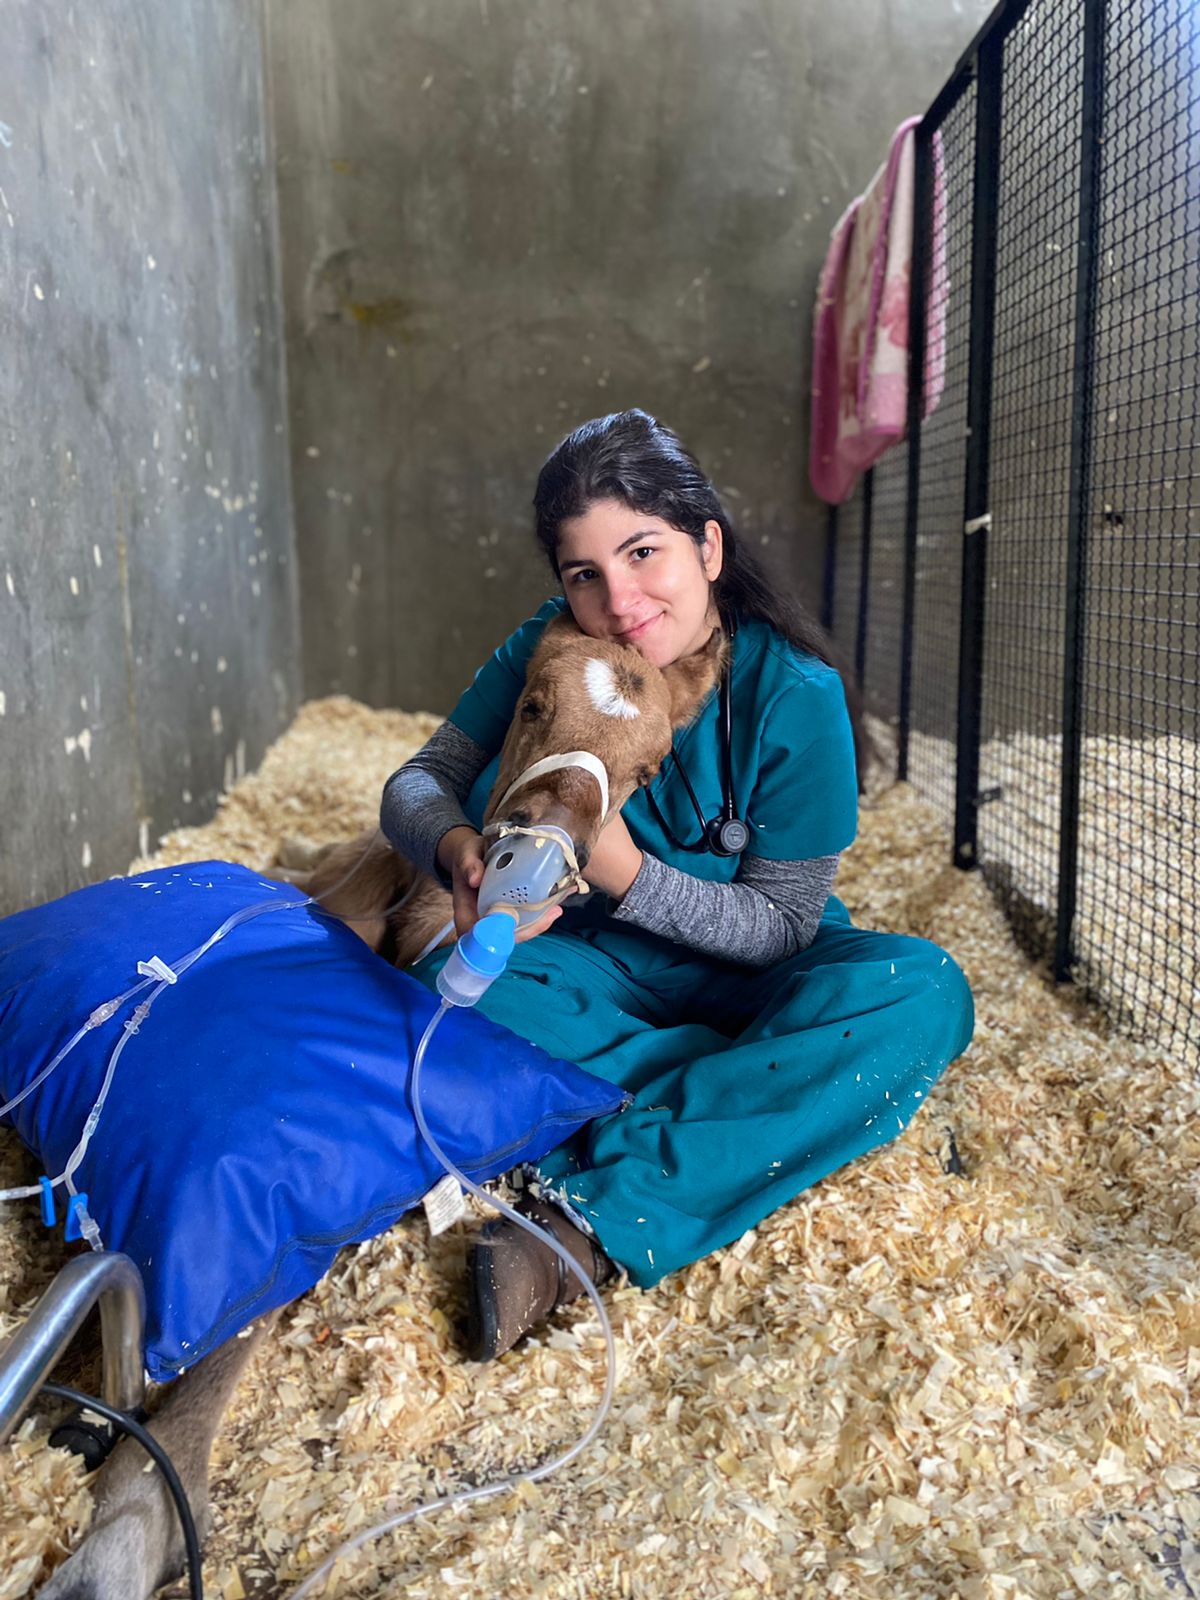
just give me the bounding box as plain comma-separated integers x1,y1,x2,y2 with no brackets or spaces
825,0,1199,1065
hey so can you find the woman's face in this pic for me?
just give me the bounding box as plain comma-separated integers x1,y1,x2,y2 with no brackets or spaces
555,499,723,668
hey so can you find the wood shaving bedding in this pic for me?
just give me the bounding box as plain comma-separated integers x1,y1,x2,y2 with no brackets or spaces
903,726,1199,1070
2,696,1197,1600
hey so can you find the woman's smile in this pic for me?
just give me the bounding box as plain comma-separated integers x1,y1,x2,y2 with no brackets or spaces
616,613,662,642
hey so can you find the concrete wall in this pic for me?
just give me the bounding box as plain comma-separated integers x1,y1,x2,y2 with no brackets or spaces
0,3,299,917
266,0,994,717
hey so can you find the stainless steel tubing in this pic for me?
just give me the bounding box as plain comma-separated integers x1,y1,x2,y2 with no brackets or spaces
0,1252,146,1444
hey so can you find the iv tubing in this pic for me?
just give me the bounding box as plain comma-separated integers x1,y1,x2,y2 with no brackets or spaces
6,831,430,1161
0,978,152,1124
288,998,616,1599
52,999,156,1193
1,896,310,1224
51,899,310,1200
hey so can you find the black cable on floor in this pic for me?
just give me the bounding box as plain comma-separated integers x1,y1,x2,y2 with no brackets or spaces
40,1381,204,1600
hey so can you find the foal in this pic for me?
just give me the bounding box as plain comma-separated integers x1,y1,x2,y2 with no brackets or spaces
36,613,724,1600
284,612,726,965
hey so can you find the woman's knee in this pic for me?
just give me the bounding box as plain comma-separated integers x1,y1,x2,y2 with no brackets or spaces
895,936,975,1062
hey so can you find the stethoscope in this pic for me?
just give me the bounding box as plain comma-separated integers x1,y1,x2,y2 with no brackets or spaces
644,620,751,858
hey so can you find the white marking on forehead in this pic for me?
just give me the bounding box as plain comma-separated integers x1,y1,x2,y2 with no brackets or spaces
584,656,640,720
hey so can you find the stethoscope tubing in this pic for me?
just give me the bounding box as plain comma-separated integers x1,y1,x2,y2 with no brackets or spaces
644,621,746,858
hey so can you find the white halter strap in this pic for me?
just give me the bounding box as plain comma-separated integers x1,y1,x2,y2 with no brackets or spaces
492,749,610,822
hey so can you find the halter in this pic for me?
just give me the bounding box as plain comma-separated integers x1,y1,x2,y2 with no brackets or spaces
489,749,610,823
480,750,612,918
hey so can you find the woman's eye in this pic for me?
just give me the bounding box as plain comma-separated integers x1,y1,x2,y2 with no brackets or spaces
567,549,653,585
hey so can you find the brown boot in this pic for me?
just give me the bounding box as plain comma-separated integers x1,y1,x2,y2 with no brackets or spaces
467,1194,614,1361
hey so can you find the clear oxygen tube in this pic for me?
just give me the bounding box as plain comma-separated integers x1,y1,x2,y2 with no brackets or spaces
288,911,616,1599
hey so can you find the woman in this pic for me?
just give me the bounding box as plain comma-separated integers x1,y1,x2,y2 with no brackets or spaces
381,409,973,1360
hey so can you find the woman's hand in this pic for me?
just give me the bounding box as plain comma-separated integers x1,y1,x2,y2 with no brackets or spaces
437,826,486,938
436,825,562,943
513,904,563,944
581,813,645,901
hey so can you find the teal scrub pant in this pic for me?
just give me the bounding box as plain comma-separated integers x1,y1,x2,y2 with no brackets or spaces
412,898,974,1288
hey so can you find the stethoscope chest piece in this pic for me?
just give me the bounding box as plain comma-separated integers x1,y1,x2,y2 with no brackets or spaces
705,816,750,857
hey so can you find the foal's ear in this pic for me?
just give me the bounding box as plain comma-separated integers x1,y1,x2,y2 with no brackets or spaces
541,612,581,648
662,627,729,729
521,610,582,689
523,611,581,675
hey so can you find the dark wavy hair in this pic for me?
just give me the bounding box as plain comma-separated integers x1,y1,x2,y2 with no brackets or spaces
532,408,869,786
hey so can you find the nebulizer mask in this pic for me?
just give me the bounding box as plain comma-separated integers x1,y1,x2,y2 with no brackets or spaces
475,821,587,924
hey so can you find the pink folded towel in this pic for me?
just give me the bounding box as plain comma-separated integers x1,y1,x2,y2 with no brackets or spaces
809,116,947,506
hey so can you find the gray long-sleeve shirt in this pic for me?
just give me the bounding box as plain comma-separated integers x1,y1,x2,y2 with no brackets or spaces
380,720,839,968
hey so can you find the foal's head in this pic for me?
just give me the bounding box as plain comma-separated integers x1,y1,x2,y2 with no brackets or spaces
484,614,722,866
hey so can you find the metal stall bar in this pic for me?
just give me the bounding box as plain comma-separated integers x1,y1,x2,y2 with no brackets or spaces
922,0,1033,134
898,120,933,784
953,29,1004,871
1054,0,1108,982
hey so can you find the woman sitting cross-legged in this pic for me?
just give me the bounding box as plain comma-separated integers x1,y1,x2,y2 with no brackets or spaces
382,407,974,1360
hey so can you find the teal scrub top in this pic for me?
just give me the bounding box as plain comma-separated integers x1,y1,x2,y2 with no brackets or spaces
446,598,858,899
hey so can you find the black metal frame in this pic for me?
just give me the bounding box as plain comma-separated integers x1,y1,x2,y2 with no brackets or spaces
825,0,1198,1062
1055,0,1108,981
954,27,1003,871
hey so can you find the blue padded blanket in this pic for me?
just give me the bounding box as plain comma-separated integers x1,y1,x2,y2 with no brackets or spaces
0,861,624,1381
